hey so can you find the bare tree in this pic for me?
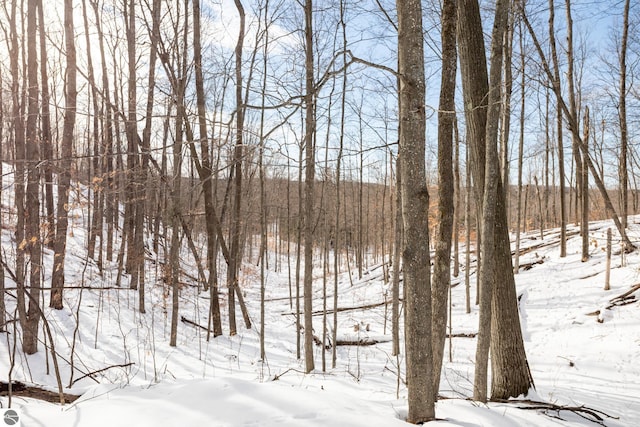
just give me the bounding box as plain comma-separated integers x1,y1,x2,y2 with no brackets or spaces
23,0,43,354
397,0,435,421
619,0,631,234
522,4,634,251
302,0,316,374
458,0,533,402
37,0,55,248
50,0,77,310
192,0,223,336
431,0,457,402
228,0,248,336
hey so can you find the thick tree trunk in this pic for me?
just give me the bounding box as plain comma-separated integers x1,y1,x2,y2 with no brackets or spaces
459,0,533,402
397,0,435,421
490,179,533,399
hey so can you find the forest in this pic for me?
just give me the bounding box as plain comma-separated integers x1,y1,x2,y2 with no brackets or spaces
0,0,639,425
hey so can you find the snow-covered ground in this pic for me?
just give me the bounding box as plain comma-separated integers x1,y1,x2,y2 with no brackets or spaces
1,170,639,426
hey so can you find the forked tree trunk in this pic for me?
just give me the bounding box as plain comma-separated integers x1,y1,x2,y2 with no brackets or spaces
458,0,533,402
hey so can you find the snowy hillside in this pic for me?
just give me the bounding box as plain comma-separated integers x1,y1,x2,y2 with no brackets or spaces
1,174,640,426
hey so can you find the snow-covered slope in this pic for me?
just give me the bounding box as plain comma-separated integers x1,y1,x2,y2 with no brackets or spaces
1,168,639,426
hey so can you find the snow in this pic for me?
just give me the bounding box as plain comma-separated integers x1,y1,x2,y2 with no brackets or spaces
2,166,640,426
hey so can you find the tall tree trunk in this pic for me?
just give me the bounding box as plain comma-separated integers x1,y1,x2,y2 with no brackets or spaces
459,0,533,402
333,0,347,368
193,0,223,336
431,0,457,402
229,0,248,336
0,67,5,332
619,0,630,235
302,0,316,374
475,0,509,402
547,0,567,257
514,24,526,274
581,107,589,261
82,0,102,267
397,0,435,421
50,0,77,310
258,0,270,361
23,0,42,354
37,0,54,249
9,0,28,344
123,0,141,292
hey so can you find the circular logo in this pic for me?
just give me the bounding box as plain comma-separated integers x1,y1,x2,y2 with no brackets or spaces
3,409,20,426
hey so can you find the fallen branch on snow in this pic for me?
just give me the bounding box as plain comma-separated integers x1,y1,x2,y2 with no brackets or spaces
493,398,618,426
586,283,640,321
70,363,135,386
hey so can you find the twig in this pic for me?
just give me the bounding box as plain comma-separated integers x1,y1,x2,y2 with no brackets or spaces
271,368,306,381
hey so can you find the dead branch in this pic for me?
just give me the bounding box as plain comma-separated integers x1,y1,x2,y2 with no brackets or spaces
586,283,640,318
493,398,618,426
335,337,391,346
610,283,640,304
70,363,135,386
180,316,208,331
283,299,403,317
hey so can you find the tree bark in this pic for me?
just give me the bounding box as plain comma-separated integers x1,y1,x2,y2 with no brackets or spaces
193,0,223,336
23,0,42,354
397,0,435,421
50,0,77,310
619,0,630,235
458,0,533,402
303,0,316,374
431,0,457,402
229,0,247,336
37,0,55,249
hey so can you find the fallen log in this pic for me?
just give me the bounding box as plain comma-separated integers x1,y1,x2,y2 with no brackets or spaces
0,381,81,404
446,332,477,338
